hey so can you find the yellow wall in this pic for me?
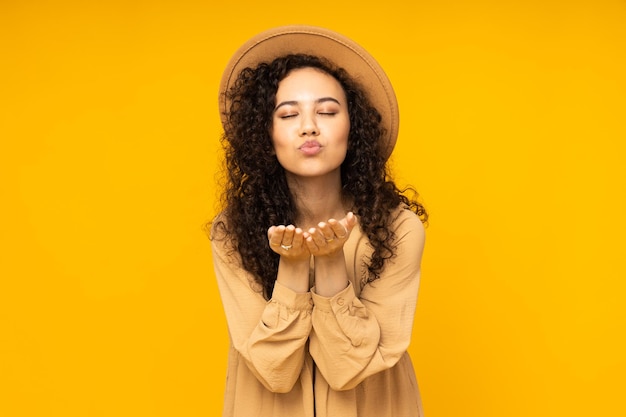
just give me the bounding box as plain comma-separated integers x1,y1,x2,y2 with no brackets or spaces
2,1,624,416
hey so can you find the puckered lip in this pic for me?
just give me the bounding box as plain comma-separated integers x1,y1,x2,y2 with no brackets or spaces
298,140,322,156
299,140,321,149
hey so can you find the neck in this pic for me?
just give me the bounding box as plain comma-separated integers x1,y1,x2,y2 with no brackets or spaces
286,172,348,229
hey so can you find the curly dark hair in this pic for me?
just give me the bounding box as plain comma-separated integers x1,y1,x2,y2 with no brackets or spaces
211,54,427,299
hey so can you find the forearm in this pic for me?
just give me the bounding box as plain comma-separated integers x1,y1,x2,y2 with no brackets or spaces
212,237,312,392
310,281,419,391
241,282,313,392
310,210,425,390
309,282,386,390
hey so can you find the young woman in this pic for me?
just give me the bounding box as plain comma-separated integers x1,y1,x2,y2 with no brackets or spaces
210,25,428,417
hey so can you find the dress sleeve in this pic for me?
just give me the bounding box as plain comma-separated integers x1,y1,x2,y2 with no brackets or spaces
309,209,425,390
211,233,313,393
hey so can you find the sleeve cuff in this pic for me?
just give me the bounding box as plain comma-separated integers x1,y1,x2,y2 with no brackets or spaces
272,281,314,311
311,281,356,312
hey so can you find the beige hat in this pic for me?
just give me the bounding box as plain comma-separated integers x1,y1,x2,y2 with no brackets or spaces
219,25,399,159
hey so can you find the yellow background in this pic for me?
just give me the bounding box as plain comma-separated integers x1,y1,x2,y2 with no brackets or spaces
1,1,625,416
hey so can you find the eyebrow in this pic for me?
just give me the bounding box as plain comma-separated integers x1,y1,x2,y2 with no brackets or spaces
274,97,341,112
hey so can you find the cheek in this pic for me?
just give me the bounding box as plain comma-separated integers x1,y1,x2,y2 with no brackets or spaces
269,125,282,147
270,131,286,151
270,133,293,161
341,123,351,147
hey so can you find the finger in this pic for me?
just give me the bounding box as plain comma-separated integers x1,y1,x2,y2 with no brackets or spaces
291,227,305,248
283,225,296,245
307,228,327,248
346,212,358,228
339,212,357,234
316,222,335,242
327,218,348,240
304,233,319,252
268,225,286,248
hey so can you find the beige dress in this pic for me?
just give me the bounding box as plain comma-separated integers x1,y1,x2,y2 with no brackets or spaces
211,207,425,417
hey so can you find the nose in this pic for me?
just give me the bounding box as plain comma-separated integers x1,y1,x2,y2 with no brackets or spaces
299,113,319,136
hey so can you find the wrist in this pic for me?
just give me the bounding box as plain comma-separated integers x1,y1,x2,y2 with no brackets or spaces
277,256,311,293
313,251,348,297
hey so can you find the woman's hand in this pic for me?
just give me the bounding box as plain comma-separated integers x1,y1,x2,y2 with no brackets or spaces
268,224,311,261
306,212,358,297
304,212,358,257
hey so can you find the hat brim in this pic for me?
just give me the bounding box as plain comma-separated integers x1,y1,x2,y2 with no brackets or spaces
219,25,399,159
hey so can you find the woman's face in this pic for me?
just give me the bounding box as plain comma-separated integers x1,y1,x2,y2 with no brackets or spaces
271,67,350,181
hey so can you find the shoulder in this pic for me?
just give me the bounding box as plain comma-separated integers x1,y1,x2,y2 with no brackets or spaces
390,204,425,232
383,207,425,281
388,205,426,253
